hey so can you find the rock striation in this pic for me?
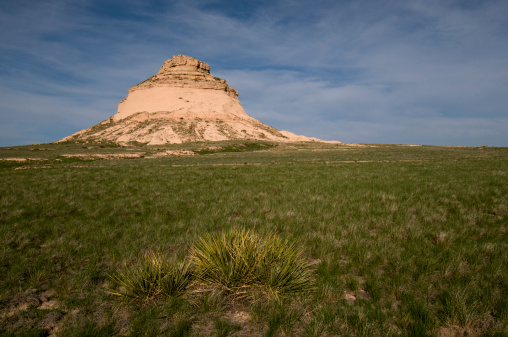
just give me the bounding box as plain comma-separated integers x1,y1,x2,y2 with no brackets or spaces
58,55,337,145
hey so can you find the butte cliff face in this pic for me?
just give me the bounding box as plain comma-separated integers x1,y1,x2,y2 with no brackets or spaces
59,55,331,145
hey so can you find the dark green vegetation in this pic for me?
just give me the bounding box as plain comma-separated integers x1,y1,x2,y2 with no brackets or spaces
194,142,275,154
190,229,315,300
107,250,192,303
107,229,315,306
1,141,507,336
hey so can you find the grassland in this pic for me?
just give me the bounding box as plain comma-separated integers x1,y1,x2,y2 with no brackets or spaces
0,141,507,336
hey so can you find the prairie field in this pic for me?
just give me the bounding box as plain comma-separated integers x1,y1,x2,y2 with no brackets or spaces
0,141,507,336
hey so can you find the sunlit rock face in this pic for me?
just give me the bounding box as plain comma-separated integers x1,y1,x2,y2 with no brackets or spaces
59,55,335,145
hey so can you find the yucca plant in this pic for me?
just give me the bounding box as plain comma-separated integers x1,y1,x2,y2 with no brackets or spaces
190,228,260,292
190,228,315,299
107,251,191,303
257,236,315,299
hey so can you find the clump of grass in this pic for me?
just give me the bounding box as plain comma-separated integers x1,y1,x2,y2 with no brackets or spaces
257,234,316,299
107,251,191,303
190,228,315,300
190,228,259,292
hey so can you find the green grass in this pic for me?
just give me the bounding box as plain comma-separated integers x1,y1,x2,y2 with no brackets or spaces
194,142,276,154
190,228,315,300
0,142,507,335
107,251,191,304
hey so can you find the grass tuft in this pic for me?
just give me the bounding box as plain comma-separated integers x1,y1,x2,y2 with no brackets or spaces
190,228,315,299
257,234,316,299
107,251,191,303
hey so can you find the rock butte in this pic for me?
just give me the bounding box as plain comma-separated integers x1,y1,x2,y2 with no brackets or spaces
58,55,339,145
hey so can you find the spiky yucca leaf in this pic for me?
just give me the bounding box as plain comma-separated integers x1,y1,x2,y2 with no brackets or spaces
190,228,260,291
190,228,315,298
107,251,191,303
257,235,315,299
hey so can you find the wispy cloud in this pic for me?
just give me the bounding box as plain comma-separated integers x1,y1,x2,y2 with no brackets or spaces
1,0,507,146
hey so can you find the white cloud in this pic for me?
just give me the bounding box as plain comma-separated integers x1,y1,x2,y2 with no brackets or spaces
1,0,507,146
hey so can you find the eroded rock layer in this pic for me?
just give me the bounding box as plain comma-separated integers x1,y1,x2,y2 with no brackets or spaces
59,55,335,145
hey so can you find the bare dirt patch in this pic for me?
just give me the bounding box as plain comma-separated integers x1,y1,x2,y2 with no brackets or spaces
0,289,64,336
0,158,48,162
145,150,195,158
1,289,59,318
60,153,144,159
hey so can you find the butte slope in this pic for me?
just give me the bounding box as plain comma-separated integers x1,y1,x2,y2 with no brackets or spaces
58,55,333,145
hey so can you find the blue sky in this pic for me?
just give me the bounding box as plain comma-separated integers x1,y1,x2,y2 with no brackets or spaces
1,0,507,146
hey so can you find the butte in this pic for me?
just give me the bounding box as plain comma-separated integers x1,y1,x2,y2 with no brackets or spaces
58,55,337,145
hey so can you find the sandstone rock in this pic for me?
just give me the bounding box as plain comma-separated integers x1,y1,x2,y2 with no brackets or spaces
58,55,339,145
